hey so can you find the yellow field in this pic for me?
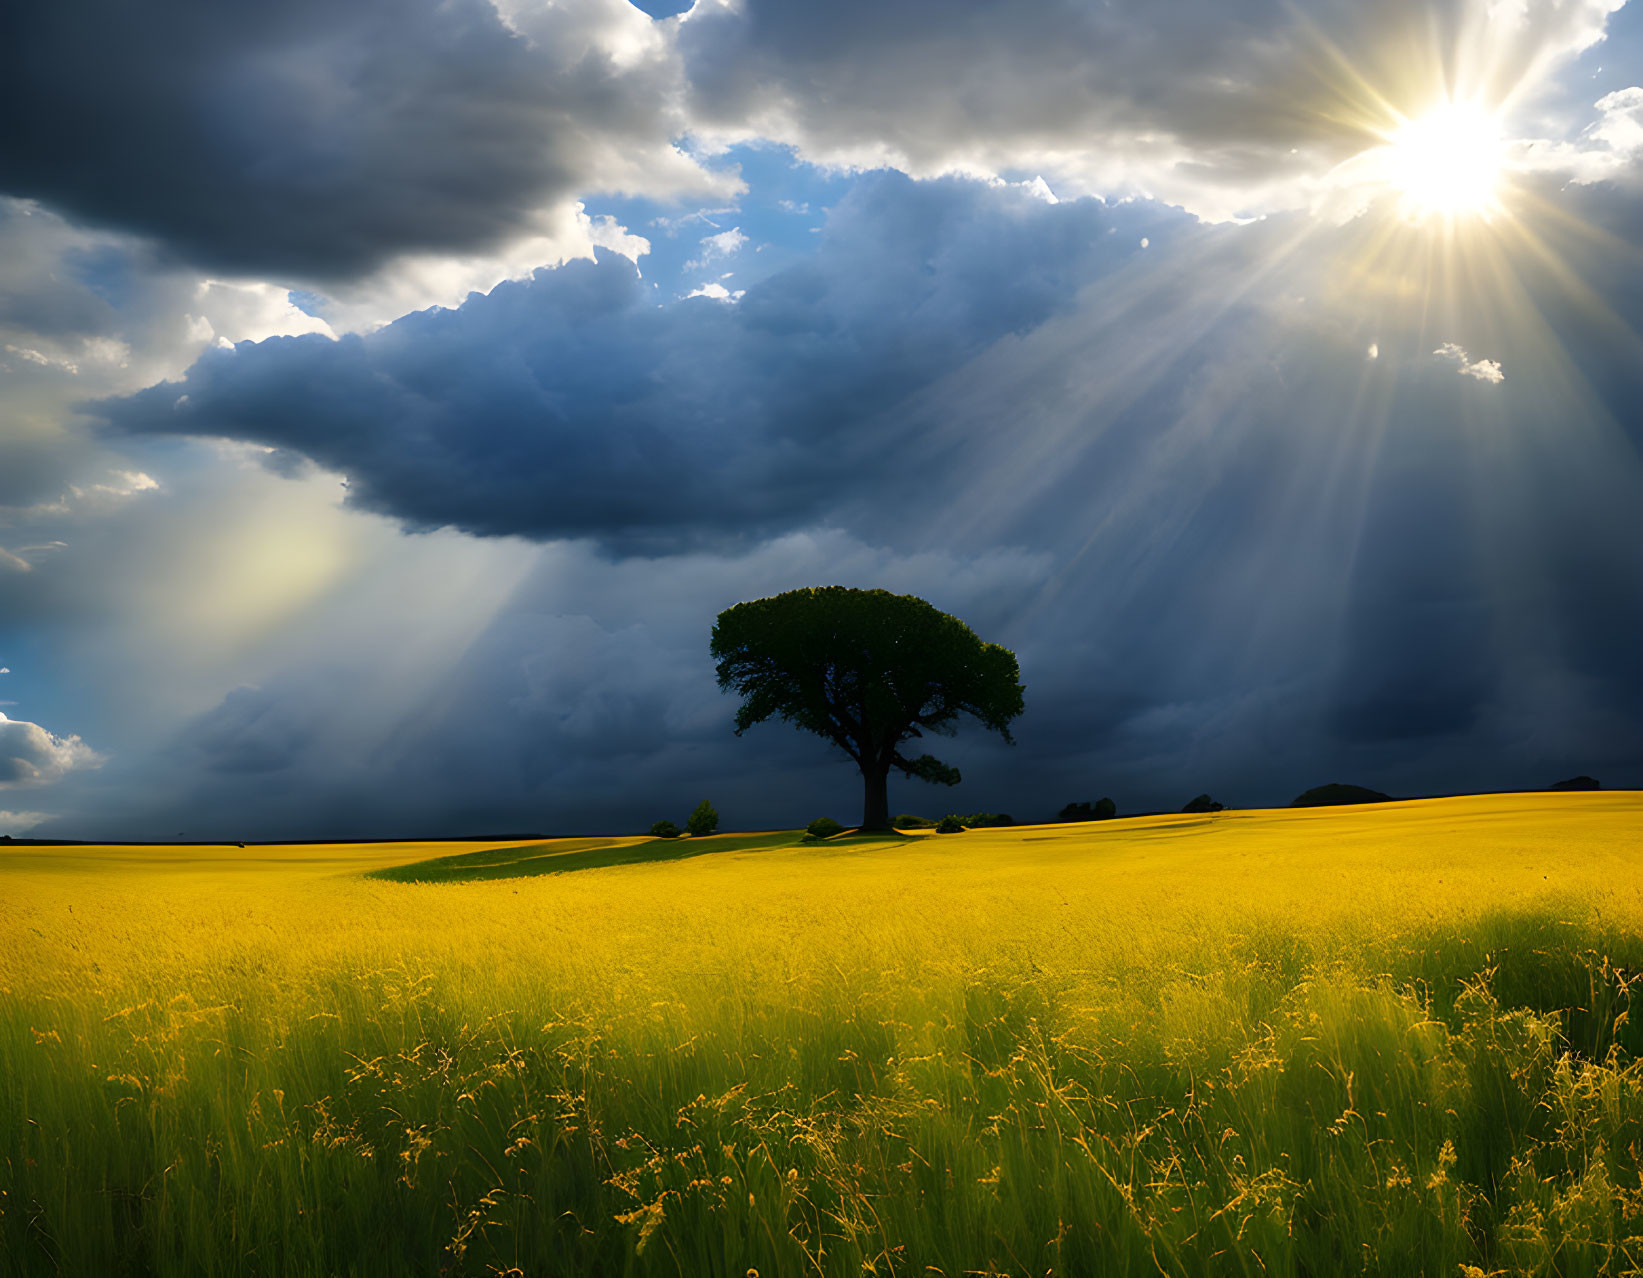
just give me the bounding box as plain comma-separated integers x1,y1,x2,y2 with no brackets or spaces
6,793,1638,999
3,793,1641,1275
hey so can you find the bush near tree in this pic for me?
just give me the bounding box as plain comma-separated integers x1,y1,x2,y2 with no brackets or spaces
893,814,935,829
806,817,845,839
1182,794,1224,813
935,815,966,834
1059,798,1117,821
649,819,681,839
686,800,720,837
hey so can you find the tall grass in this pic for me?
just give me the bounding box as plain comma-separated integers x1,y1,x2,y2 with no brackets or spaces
3,793,1641,1275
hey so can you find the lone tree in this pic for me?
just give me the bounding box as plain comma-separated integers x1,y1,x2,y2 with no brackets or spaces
711,587,1024,831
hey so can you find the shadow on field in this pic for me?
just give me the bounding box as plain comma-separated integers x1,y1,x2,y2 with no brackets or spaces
367,836,632,883
368,829,911,883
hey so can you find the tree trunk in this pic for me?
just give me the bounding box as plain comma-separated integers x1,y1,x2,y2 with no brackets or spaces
860,763,891,831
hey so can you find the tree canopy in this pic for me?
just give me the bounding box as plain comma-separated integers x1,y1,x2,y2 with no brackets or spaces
711,586,1024,830
1291,783,1391,807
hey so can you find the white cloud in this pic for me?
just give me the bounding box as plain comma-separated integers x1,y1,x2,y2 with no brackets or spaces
1589,86,1643,157
72,471,159,502
1434,342,1505,384
1021,176,1059,204
0,712,104,789
1517,85,1643,181
5,344,53,368
8,469,162,529
313,203,669,333
585,212,652,263
685,226,749,269
187,280,337,348
3,336,131,377
685,281,746,301
0,810,52,835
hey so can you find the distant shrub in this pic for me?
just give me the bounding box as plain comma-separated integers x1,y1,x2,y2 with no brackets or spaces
960,812,1015,828
893,813,935,829
806,816,845,839
1058,798,1116,821
935,815,966,834
1182,794,1224,814
1291,783,1391,807
649,820,681,839
686,799,720,837
1549,775,1601,791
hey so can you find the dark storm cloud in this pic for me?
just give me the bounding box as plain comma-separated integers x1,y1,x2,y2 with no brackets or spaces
79,163,1643,832
14,152,1643,840
42,531,1052,841
0,0,703,279
97,175,1186,549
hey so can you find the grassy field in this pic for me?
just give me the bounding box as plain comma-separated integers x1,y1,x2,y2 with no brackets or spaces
2,793,1641,1276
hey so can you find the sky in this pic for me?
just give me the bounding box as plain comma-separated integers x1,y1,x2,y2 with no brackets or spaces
2,0,1641,839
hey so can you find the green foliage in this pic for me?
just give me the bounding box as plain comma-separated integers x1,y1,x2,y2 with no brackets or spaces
1059,797,1117,821
958,811,1014,827
649,819,681,839
806,816,845,839
711,586,1023,827
893,813,935,829
903,753,962,786
935,815,966,833
685,799,719,837
1182,793,1224,813
1549,775,1601,790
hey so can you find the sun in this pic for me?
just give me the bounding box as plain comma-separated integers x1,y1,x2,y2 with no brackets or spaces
1381,101,1506,220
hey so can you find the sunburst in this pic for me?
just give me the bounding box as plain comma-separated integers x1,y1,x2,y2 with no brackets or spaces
1380,101,1506,221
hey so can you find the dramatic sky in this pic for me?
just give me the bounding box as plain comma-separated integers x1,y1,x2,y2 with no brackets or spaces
3,0,1641,838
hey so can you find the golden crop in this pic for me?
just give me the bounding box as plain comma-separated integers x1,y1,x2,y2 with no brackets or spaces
2,792,1640,1275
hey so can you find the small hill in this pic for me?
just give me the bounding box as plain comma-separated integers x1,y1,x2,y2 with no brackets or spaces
1291,783,1392,807
1548,775,1600,791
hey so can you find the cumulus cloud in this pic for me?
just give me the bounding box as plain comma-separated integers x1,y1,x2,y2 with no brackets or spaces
676,0,1626,220
0,197,377,515
97,175,1184,551
0,0,725,281
0,712,102,789
1519,85,1643,182
1589,86,1643,159
1434,342,1506,383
